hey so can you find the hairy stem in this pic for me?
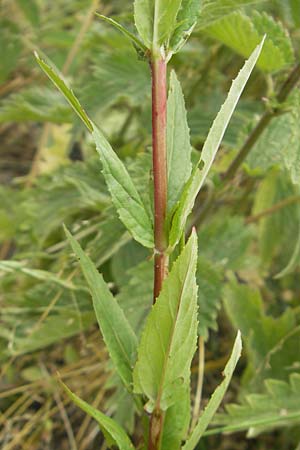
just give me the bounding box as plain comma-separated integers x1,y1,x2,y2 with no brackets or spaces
151,57,168,302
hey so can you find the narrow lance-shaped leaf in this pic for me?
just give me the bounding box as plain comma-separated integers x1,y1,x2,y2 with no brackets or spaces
133,231,198,412
168,38,265,250
34,52,93,132
35,52,154,248
64,226,137,390
61,382,135,450
182,331,242,450
92,124,154,248
95,13,148,55
167,70,192,212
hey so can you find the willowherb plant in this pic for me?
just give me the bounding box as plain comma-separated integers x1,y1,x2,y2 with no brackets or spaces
35,1,264,449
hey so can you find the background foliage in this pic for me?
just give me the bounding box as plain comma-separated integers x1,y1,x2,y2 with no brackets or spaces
1,0,300,449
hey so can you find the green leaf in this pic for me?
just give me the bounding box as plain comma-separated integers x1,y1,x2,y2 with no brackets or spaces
92,124,154,248
167,70,192,212
204,11,294,73
251,170,300,276
170,0,201,53
61,382,135,450
161,385,191,449
133,231,198,412
212,373,300,437
223,281,296,384
168,38,264,249
197,257,222,340
95,13,148,54
182,332,242,450
117,260,153,335
0,87,72,124
16,0,40,26
34,52,93,132
0,20,22,84
134,0,154,48
64,227,138,390
134,0,183,50
197,0,266,29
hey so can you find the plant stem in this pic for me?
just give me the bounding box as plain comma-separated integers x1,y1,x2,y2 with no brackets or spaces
245,194,300,224
223,63,300,181
151,57,168,303
148,409,165,450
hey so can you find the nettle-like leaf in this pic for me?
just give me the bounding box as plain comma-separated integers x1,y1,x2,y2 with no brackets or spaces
251,170,300,276
247,92,300,186
65,227,137,390
133,231,198,412
62,382,135,450
223,281,296,387
212,373,300,437
0,87,72,124
183,332,242,450
167,70,192,212
168,38,264,250
204,11,294,73
197,0,267,29
36,52,154,248
197,257,222,340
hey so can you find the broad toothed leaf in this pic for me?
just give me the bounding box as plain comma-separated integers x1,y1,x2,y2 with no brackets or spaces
133,232,198,412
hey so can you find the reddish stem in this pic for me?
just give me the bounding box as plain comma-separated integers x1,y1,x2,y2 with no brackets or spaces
151,57,168,303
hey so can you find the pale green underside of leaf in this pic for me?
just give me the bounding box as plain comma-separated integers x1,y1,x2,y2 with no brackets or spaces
133,232,198,412
204,11,294,73
64,227,137,390
34,52,93,131
169,0,201,53
92,124,154,248
183,331,242,450
134,0,182,48
61,382,135,450
167,70,192,212
212,373,300,437
168,39,264,250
